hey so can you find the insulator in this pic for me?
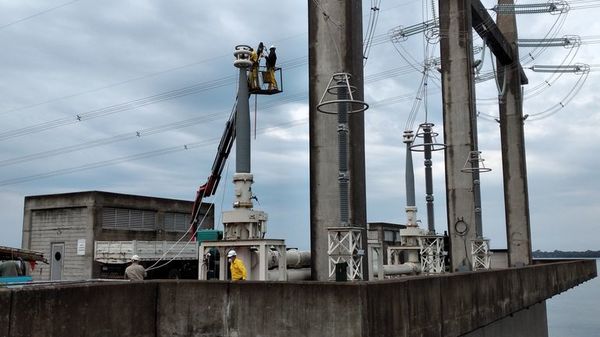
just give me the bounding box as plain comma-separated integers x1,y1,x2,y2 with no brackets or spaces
493,1,570,15
389,19,438,42
475,71,496,84
530,63,590,74
517,35,581,48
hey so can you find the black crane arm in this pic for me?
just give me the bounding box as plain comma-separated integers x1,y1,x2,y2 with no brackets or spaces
189,99,238,234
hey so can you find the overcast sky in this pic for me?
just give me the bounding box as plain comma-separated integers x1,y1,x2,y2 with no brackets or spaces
0,0,599,252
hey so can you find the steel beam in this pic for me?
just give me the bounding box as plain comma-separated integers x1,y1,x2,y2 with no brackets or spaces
471,0,529,84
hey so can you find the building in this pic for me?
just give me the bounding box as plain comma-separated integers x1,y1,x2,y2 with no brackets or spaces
367,222,406,265
21,191,213,281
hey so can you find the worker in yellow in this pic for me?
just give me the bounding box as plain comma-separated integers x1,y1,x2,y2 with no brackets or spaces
248,42,265,91
227,250,247,281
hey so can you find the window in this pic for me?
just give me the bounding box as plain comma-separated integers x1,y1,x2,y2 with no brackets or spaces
164,212,191,232
102,207,156,231
384,230,396,242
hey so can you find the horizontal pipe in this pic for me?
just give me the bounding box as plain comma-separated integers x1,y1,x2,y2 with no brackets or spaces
373,263,420,276
267,250,311,269
267,268,311,281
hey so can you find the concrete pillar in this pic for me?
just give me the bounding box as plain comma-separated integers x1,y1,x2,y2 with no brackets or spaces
496,0,533,267
439,0,479,272
308,0,367,280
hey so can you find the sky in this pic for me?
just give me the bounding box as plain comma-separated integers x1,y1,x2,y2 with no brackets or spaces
0,0,599,252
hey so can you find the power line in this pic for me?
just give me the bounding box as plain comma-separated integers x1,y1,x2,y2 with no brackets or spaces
0,91,420,186
0,57,308,141
0,65,418,167
1,3,411,118
0,0,83,30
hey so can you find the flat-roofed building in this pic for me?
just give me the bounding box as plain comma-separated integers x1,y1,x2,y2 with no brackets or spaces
21,191,213,281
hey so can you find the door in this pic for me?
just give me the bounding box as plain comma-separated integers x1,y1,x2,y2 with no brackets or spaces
50,243,65,280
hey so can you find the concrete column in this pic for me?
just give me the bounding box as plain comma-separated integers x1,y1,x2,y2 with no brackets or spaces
236,67,251,174
439,0,479,271
496,0,532,267
308,0,367,281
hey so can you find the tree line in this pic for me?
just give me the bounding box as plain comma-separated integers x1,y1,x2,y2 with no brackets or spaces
532,250,600,258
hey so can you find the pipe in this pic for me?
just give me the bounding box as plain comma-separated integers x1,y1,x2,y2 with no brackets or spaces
267,268,311,281
372,263,420,276
267,250,311,269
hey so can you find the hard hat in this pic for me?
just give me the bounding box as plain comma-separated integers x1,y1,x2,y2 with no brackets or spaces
270,45,276,49
227,250,237,258
131,255,140,261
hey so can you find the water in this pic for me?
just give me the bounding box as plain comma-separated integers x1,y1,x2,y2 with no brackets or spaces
546,259,600,337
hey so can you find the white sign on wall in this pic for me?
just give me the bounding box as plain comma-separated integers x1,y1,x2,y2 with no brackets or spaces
77,239,86,256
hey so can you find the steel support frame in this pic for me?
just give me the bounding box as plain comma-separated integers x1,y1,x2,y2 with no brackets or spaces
418,236,446,274
327,226,364,280
198,239,287,281
471,238,491,270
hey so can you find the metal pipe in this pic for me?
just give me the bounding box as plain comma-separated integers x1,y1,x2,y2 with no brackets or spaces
372,263,420,276
267,250,311,269
267,268,311,281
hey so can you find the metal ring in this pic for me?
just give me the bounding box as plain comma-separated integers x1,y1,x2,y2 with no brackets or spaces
316,100,369,115
409,142,447,152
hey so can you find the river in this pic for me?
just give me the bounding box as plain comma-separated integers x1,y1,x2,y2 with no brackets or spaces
546,259,599,336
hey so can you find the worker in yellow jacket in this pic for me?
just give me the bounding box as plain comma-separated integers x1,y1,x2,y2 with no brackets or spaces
227,250,247,281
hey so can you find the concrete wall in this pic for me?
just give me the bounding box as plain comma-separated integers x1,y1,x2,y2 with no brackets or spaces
2,282,156,337
464,302,548,337
1,260,596,337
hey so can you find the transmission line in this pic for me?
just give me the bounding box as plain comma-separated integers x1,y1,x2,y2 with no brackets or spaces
0,0,83,30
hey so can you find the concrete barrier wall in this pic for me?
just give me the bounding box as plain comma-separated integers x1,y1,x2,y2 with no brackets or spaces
1,260,596,337
5,282,157,337
0,289,11,337
157,281,366,337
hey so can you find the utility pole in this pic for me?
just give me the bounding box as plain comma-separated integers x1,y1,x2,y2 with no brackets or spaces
496,0,533,267
308,0,368,281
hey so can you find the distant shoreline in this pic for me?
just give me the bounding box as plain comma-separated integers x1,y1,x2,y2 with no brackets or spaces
532,250,600,259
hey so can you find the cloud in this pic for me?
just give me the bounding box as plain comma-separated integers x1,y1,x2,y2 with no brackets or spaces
1,0,599,256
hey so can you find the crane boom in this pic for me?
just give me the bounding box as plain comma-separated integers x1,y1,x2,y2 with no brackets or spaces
189,97,239,236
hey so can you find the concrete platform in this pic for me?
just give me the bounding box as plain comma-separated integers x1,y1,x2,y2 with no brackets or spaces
0,260,596,337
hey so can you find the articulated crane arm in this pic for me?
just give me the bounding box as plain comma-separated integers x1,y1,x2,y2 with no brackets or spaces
189,98,238,237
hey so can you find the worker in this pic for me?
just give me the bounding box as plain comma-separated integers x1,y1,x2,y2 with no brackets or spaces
249,42,265,90
0,260,20,277
265,45,278,90
124,255,147,281
227,250,247,281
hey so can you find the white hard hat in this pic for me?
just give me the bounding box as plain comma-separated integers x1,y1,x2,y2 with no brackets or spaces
227,250,237,258
270,45,276,49
131,255,140,261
